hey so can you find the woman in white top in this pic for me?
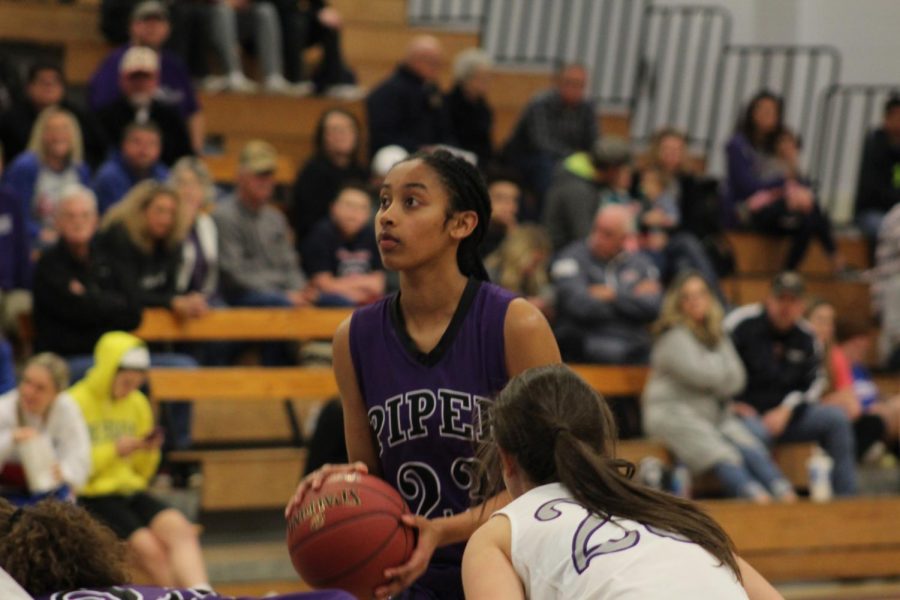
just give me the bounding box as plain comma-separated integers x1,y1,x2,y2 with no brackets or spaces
0,353,91,504
462,364,782,600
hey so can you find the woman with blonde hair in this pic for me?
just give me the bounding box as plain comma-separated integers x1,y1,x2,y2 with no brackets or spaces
2,106,90,246
0,352,91,505
168,157,220,300
485,224,555,317
642,271,795,502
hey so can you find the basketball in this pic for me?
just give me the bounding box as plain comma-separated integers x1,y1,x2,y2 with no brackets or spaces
286,472,415,597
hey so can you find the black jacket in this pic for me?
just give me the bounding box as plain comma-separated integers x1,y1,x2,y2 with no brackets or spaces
32,237,142,356
855,128,900,215
445,83,493,166
726,303,824,416
366,65,453,157
96,223,181,309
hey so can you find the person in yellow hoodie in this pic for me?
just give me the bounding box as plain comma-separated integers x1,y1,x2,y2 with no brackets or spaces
71,331,210,589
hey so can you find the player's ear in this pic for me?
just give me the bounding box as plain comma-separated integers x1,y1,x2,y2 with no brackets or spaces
448,210,478,241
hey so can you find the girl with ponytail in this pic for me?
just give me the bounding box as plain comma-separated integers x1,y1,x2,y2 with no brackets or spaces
286,149,561,599
465,364,783,600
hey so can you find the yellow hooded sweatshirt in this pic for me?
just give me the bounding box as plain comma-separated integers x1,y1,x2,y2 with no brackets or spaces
69,332,160,497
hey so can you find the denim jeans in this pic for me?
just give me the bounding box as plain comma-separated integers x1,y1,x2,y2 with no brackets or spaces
741,403,858,496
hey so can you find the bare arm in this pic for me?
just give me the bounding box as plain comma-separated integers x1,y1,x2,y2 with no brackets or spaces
463,516,525,600
738,556,784,600
504,298,562,377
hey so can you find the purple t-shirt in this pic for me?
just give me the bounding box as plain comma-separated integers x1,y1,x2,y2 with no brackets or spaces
88,46,200,118
349,279,513,595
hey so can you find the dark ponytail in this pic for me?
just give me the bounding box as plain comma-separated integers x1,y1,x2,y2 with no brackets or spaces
474,365,741,581
401,150,491,281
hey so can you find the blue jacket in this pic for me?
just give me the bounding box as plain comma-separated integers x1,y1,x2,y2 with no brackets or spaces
92,152,169,214
0,185,32,291
1,151,91,240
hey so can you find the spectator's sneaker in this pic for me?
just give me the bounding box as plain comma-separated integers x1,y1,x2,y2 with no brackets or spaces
226,71,258,93
324,83,366,100
202,75,229,93
264,74,313,96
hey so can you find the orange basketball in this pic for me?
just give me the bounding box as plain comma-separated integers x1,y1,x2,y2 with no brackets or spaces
286,472,415,597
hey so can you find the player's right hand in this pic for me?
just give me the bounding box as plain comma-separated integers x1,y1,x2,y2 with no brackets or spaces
285,461,369,518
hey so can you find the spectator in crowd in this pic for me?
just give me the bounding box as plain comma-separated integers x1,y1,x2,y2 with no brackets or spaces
215,140,316,309
501,63,597,205
366,35,453,158
445,48,494,167
169,157,220,302
93,122,169,214
0,62,106,169
97,47,193,167
482,171,521,257
70,332,210,589
724,91,842,272
32,185,142,368
806,300,899,461
268,0,358,96
301,184,384,306
98,181,204,318
837,319,900,457
485,224,554,319
90,1,204,153
873,202,900,369
551,204,662,363
543,136,633,252
290,108,368,246
855,96,900,244
2,107,91,247
724,272,858,495
0,353,91,505
643,272,796,503
635,127,733,277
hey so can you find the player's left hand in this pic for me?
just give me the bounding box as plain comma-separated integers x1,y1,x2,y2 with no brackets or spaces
375,514,441,599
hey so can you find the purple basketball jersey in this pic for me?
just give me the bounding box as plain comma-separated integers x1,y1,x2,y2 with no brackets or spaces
349,280,513,586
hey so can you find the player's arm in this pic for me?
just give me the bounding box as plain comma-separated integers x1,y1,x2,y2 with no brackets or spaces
285,317,381,517
463,516,526,600
504,297,562,377
332,316,381,473
738,556,784,600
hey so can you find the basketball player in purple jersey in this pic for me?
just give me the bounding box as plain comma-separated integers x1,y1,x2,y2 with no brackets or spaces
287,150,561,599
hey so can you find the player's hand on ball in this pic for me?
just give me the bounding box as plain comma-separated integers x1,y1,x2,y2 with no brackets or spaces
375,514,440,600
284,461,369,518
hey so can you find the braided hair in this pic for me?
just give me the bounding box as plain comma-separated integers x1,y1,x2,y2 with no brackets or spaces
401,150,492,281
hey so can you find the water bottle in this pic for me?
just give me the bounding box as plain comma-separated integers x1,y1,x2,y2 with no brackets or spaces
807,447,834,502
669,463,693,499
638,457,666,491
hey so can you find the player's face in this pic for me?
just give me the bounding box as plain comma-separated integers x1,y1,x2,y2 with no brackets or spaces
377,159,460,273
18,365,58,417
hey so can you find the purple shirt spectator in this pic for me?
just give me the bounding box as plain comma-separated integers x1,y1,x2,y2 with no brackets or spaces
89,46,199,118
0,185,31,291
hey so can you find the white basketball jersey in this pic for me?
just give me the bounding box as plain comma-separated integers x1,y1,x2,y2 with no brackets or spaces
495,483,748,600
